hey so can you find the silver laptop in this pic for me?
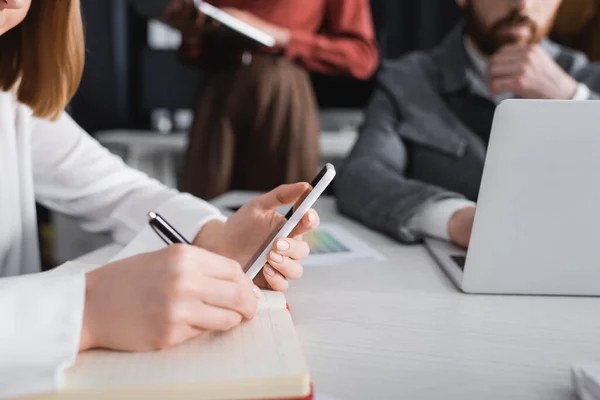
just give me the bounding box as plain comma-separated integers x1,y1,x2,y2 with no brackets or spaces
425,100,600,296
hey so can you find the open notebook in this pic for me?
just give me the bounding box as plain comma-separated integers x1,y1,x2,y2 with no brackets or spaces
28,272,311,400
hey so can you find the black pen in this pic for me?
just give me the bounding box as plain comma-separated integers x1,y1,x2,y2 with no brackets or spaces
148,211,190,245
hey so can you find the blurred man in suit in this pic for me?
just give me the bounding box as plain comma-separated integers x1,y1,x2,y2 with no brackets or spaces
337,0,600,248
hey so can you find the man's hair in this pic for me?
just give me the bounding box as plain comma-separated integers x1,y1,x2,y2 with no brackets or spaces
0,1,85,120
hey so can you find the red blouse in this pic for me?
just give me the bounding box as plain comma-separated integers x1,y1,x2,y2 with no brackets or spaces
184,0,379,80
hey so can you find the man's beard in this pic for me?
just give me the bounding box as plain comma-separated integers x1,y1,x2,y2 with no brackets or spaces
464,3,546,56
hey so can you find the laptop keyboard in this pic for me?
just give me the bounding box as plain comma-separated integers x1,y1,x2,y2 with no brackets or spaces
451,255,466,271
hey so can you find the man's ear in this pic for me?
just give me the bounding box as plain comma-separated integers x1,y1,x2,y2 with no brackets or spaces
455,0,467,8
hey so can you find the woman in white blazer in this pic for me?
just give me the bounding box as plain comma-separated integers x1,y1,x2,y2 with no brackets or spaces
0,1,319,397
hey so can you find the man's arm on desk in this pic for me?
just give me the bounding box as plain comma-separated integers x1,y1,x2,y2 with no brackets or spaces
336,86,469,244
410,199,476,247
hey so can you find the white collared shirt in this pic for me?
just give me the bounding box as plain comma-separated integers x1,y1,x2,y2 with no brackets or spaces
0,90,225,398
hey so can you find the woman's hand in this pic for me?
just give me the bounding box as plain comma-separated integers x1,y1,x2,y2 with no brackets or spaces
79,245,260,352
194,183,320,292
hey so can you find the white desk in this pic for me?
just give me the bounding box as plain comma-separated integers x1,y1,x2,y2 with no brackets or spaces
78,194,600,400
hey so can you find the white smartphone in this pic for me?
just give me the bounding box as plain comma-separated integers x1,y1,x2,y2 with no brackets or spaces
245,164,336,279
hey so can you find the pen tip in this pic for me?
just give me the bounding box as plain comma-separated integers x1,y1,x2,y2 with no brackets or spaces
148,211,157,219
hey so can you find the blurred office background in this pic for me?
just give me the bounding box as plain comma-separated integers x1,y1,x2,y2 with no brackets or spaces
69,0,462,133
40,0,600,267
44,0,463,266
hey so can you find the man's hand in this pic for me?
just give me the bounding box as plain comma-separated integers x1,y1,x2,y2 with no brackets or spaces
194,183,320,292
220,7,291,48
488,45,578,100
447,206,476,249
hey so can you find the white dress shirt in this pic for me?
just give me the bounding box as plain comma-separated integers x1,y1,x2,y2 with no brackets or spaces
0,90,224,398
408,37,592,241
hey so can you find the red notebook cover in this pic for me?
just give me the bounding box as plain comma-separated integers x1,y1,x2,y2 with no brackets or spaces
252,384,314,400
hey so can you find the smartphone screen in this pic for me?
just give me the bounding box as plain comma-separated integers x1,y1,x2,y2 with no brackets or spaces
283,165,329,219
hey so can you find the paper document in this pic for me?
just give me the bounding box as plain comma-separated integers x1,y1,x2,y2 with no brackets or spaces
303,223,386,266
112,219,385,267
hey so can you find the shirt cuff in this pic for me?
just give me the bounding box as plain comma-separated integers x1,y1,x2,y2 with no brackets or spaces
0,269,85,398
408,198,476,241
572,83,592,101
110,193,227,261
155,193,226,243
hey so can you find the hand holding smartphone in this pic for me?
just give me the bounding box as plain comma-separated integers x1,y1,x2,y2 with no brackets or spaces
245,164,336,279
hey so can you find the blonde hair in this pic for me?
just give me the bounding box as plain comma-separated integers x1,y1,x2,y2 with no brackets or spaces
0,0,85,120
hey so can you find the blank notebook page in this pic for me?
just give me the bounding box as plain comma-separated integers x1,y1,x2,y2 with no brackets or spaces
62,291,308,390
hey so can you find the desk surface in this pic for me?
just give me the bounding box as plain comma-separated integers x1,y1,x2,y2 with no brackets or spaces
80,194,600,400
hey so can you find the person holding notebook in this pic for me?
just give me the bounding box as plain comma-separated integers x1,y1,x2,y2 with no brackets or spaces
166,0,379,199
0,0,318,396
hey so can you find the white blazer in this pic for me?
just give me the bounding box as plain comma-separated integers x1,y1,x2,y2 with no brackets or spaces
0,91,225,398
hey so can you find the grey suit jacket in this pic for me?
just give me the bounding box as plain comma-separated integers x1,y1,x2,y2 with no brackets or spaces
336,24,600,243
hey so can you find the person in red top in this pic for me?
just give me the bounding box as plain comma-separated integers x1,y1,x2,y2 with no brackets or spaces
166,0,379,199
